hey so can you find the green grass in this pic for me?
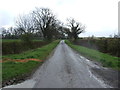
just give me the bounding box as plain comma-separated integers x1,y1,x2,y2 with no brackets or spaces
65,40,120,70
2,61,40,81
2,39,21,42
2,40,60,82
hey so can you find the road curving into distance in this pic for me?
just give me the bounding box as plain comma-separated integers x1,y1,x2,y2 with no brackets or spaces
3,40,111,88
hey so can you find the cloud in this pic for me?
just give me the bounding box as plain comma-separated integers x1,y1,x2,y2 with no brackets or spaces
0,0,119,36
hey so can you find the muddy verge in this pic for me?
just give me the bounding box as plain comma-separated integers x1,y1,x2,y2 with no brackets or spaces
90,67,119,88
2,75,27,87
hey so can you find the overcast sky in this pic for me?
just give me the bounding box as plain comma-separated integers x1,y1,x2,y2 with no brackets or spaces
0,0,119,37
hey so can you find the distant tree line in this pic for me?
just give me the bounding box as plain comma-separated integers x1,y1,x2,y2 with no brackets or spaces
1,7,85,41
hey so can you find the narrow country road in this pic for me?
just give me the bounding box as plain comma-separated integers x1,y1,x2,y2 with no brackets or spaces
3,40,111,88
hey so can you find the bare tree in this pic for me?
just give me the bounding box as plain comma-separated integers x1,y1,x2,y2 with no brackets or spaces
67,18,85,40
1,27,7,38
16,14,35,34
63,27,72,39
1,27,19,39
32,7,58,40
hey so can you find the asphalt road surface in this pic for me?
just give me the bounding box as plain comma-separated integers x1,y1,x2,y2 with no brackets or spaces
3,40,111,88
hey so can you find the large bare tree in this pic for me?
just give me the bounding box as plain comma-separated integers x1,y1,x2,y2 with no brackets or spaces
32,7,58,40
67,18,85,40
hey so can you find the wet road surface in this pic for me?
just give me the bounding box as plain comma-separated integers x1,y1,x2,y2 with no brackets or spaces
3,40,111,88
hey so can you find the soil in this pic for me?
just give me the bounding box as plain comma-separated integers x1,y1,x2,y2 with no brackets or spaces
1,58,43,63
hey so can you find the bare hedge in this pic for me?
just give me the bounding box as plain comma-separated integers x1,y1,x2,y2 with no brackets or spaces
2,41,49,55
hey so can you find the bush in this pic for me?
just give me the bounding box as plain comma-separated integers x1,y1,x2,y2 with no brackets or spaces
2,40,48,55
21,33,34,48
21,33,33,43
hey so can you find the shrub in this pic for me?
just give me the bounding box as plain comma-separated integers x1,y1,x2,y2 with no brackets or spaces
2,40,48,55
21,33,34,48
21,33,33,43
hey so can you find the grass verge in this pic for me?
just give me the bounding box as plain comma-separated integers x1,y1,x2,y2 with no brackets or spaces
65,40,120,70
2,40,59,84
2,61,40,82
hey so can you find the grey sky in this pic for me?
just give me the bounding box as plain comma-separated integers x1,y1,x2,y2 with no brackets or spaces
0,0,119,37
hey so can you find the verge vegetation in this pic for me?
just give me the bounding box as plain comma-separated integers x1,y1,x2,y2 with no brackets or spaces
74,38,120,57
65,40,120,70
2,39,49,55
2,40,59,86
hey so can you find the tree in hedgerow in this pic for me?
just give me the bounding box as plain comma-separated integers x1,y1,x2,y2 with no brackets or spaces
67,18,85,40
